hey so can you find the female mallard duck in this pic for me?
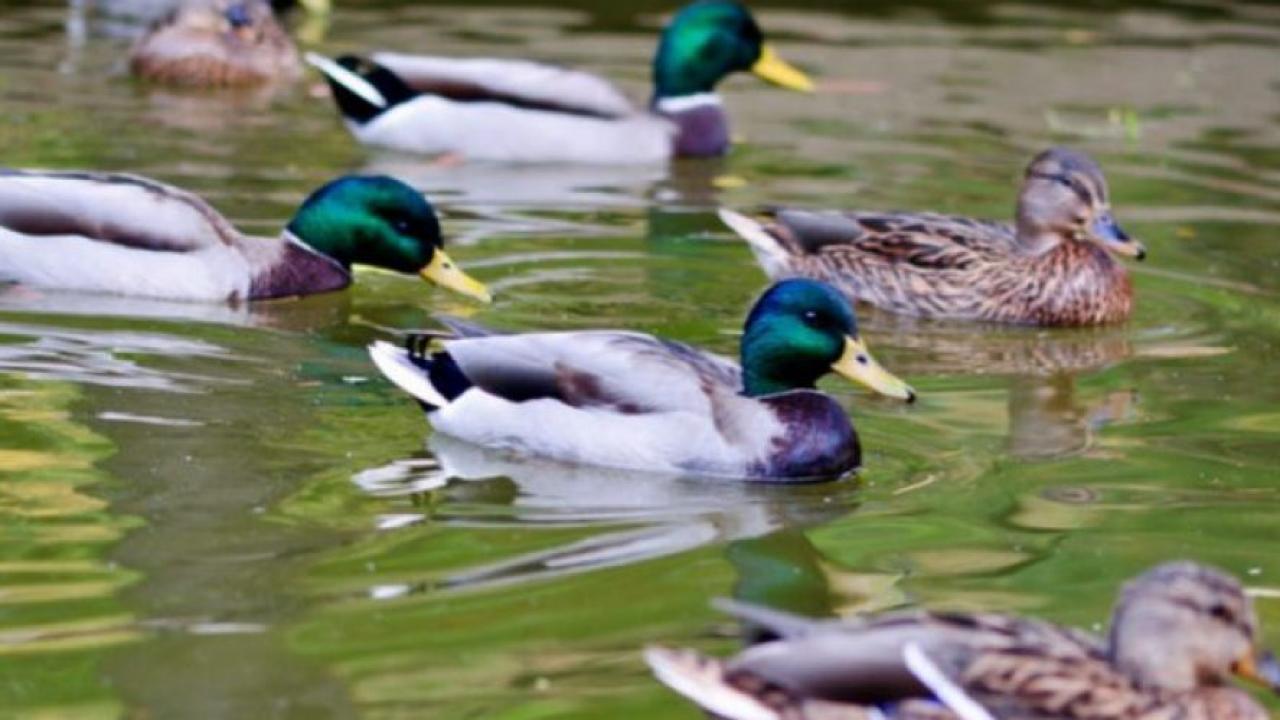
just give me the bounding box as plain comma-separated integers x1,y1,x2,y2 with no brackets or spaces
721,147,1147,326
0,171,489,303
647,561,1280,719
130,0,305,87
367,279,914,480
305,0,814,164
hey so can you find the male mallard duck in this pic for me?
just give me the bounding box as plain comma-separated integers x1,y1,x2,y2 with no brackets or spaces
367,279,913,480
647,561,1280,719
0,171,489,303
305,0,814,164
130,0,302,87
721,147,1147,326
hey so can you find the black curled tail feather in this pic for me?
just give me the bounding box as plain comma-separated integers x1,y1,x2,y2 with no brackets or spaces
324,55,417,123
404,333,472,406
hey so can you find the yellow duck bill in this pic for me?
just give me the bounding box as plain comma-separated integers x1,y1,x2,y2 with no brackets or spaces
751,44,815,92
419,250,492,303
832,336,915,402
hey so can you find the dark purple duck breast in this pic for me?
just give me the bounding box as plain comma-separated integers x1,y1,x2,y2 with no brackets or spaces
248,241,351,300
655,100,731,158
748,391,860,480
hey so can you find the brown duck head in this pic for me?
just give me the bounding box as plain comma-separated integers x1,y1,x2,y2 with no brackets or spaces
1015,147,1146,261
1108,561,1280,695
130,0,301,87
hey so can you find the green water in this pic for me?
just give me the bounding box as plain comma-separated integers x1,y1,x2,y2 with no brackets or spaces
1,0,1279,716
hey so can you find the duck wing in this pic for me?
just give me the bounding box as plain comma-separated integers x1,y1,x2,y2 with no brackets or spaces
371,51,637,120
768,210,1018,270
442,330,741,415
655,599,1126,712
716,607,1153,719
0,170,241,252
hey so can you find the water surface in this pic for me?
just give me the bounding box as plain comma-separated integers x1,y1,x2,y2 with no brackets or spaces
1,0,1279,717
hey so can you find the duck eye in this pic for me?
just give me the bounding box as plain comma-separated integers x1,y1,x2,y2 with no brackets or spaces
392,219,412,234
802,310,820,326
1208,603,1234,623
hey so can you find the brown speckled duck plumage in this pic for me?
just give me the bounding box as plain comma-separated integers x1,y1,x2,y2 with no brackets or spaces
646,562,1280,719
130,0,301,87
721,148,1146,327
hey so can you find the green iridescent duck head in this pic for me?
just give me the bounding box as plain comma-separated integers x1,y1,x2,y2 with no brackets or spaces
286,176,490,302
740,279,913,400
652,0,814,101
1016,147,1146,261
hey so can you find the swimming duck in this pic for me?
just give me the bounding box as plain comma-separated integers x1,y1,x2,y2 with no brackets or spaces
305,0,814,164
721,147,1146,326
367,279,913,480
130,0,302,87
0,171,490,303
647,561,1280,719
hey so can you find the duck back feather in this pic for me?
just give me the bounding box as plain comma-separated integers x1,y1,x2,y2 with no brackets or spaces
371,52,636,119
0,170,239,252
0,171,260,301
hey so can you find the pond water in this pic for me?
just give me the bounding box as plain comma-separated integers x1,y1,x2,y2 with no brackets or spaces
1,0,1279,716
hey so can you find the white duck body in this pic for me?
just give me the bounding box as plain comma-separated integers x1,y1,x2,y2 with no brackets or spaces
0,171,348,303
349,95,677,165
308,52,735,165
368,326,862,480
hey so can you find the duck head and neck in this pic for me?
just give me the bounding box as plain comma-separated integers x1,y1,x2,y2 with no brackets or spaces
1108,562,1280,701
1009,147,1144,324
1015,147,1146,261
740,279,913,400
651,0,814,157
738,279,912,477
276,176,490,302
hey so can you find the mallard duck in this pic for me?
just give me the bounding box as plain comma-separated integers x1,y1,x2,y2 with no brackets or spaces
367,279,914,480
647,561,1280,719
0,170,489,303
721,147,1147,326
130,0,302,87
305,0,814,164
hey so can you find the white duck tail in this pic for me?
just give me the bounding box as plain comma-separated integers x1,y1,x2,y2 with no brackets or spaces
304,52,388,110
719,209,789,277
368,340,450,409
643,647,779,720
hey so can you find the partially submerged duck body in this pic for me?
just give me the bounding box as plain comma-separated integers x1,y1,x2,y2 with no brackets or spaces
722,148,1146,326
130,0,301,87
307,0,814,164
0,171,489,303
368,280,914,480
648,562,1280,719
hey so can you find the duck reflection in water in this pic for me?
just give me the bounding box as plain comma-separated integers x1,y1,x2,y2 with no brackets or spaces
867,310,1140,460
349,433,860,599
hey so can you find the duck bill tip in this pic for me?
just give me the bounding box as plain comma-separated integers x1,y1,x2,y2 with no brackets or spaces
751,44,815,93
831,336,915,402
1234,650,1280,693
419,252,492,304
